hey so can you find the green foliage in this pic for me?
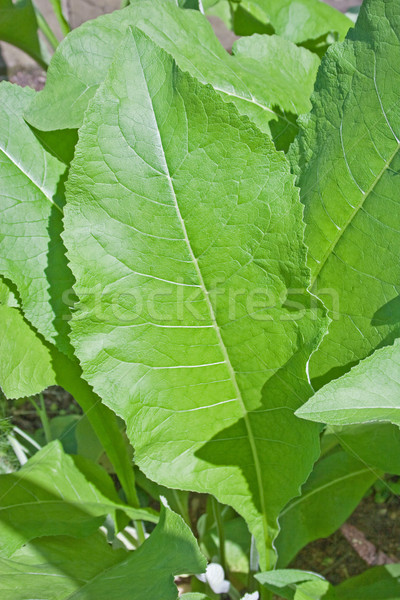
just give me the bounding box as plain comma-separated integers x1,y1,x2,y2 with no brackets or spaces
0,503,204,599
0,0,50,67
0,0,399,598
206,0,352,46
63,25,324,569
298,340,400,426
291,0,400,388
26,0,319,150
0,441,156,557
275,449,378,567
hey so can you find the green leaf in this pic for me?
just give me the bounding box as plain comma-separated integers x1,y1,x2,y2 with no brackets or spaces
0,0,50,67
26,0,319,150
291,0,400,386
206,0,352,44
0,504,204,600
0,82,72,355
0,533,128,600
181,595,212,600
63,27,325,569
68,503,205,599
0,440,157,557
297,340,400,427
231,34,320,149
324,564,400,600
256,569,329,600
0,302,56,399
200,516,250,574
334,422,400,476
275,449,378,567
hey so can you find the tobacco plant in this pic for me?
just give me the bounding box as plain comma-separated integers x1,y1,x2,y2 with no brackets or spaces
0,0,400,598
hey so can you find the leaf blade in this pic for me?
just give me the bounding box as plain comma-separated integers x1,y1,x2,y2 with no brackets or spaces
64,27,324,567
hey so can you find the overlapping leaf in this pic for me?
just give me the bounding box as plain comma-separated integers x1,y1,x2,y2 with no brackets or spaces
63,27,325,568
0,82,72,355
291,0,400,386
275,449,377,567
297,340,400,427
26,0,319,149
204,0,352,44
0,504,204,600
0,441,156,557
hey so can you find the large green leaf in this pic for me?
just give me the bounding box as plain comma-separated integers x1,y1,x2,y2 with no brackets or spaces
205,0,352,44
0,82,72,355
297,340,400,427
0,0,50,67
63,27,324,569
0,440,156,558
26,0,319,150
0,533,127,600
275,449,378,567
0,504,204,600
67,503,205,600
291,0,400,386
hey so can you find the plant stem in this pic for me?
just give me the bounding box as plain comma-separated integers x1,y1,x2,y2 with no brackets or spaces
34,6,59,50
29,394,52,444
38,393,53,444
47,0,71,37
211,496,226,574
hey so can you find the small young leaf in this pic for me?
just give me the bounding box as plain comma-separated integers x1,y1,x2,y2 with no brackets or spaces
205,0,352,44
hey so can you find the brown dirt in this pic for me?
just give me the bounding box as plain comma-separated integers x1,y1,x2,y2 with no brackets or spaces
289,492,400,586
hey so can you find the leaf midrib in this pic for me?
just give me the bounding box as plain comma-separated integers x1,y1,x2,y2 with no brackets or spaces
132,34,269,560
309,136,400,291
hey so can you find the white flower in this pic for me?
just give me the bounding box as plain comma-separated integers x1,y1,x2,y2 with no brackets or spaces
195,562,230,594
241,593,259,600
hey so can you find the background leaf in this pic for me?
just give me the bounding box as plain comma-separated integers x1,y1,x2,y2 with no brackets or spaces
205,0,352,44
291,0,400,388
275,448,378,567
0,504,204,600
256,569,329,600
0,440,157,558
0,0,50,67
26,0,319,150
